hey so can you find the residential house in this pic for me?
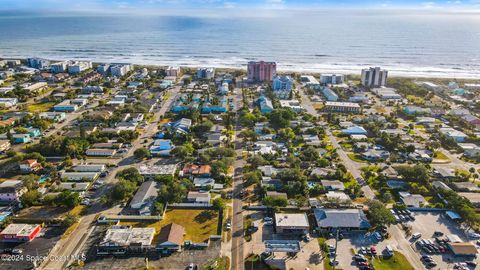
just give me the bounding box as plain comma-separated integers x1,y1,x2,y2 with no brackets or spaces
458,143,480,158
0,180,26,202
399,192,427,207
439,127,468,143
361,149,390,161
321,180,345,191
182,164,212,178
129,181,159,211
187,191,211,204
19,159,41,173
60,171,99,181
85,149,117,157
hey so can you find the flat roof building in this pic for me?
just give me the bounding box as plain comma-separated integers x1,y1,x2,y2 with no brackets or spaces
313,208,371,231
274,213,310,234
324,101,361,113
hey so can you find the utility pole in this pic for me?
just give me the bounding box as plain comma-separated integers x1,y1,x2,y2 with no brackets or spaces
332,229,339,270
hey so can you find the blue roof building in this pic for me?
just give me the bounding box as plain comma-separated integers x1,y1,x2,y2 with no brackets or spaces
149,139,174,156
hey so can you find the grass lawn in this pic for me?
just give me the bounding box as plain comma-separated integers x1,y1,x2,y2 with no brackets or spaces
372,251,414,270
26,102,55,113
433,151,450,161
204,256,230,270
347,153,368,163
244,254,271,270
122,209,219,243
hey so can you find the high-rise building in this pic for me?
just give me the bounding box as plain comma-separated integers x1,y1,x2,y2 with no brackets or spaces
247,61,276,82
27,58,50,69
361,67,388,88
320,74,344,85
197,68,215,79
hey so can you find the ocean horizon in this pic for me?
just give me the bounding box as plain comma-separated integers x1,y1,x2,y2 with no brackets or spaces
1,10,480,78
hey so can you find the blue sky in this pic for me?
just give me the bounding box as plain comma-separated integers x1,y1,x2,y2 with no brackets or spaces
0,0,479,12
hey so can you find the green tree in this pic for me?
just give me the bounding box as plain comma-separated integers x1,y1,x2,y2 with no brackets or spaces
263,196,288,208
366,200,395,226
134,147,151,160
111,180,137,202
21,190,41,207
212,198,226,211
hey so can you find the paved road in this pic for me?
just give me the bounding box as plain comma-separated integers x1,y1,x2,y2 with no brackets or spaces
389,224,426,270
297,87,376,199
41,86,180,270
231,88,245,270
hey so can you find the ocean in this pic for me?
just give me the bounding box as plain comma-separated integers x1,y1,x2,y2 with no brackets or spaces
1,10,480,78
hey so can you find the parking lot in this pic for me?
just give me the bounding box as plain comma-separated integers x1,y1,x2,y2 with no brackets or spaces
323,211,480,270
0,227,64,270
245,211,322,270
408,212,479,269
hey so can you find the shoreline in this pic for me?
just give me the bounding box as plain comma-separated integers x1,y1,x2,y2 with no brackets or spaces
2,55,480,80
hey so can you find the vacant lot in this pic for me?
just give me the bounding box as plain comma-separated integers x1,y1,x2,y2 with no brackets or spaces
122,209,219,243
27,102,55,113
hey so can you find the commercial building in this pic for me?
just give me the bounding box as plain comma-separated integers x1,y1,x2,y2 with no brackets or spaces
0,223,41,242
321,87,339,101
320,74,344,85
197,67,215,79
279,100,303,112
39,112,66,122
313,208,371,231
274,213,310,234
361,67,388,88
247,61,276,82
97,226,155,255
324,101,361,113
138,164,177,179
53,100,79,112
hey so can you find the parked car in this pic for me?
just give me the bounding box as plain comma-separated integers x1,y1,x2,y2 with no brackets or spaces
412,232,422,239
